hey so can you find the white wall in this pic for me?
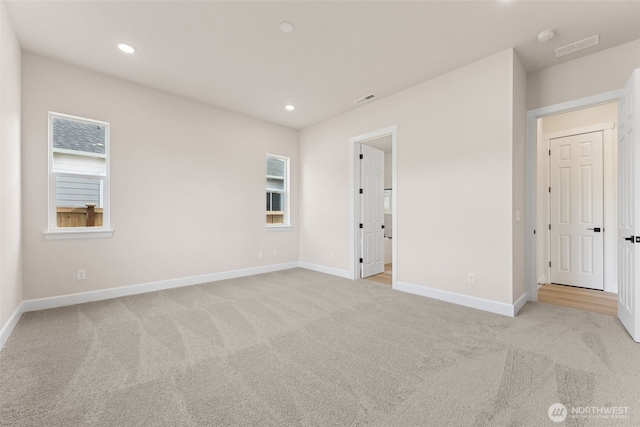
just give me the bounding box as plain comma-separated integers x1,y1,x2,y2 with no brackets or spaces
0,0,23,332
527,39,640,110
21,53,299,300
541,103,618,134
511,51,527,303
384,151,393,189
536,103,618,292
300,49,523,307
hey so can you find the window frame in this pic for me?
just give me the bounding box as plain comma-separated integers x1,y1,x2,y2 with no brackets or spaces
45,112,113,239
266,153,291,229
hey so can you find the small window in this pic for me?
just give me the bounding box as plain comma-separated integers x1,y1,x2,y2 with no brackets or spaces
48,112,110,233
266,154,289,226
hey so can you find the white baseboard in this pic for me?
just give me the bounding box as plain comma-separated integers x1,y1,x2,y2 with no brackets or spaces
513,292,529,316
2,262,531,352
298,262,352,279
537,275,546,285
0,262,300,352
21,262,300,314
395,281,526,317
0,303,26,352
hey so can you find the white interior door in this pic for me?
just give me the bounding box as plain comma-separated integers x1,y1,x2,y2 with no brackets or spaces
618,70,640,342
549,131,604,290
360,144,385,278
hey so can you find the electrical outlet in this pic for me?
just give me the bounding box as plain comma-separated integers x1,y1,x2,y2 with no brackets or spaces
259,251,263,258
77,270,86,280
468,273,475,284
272,250,277,257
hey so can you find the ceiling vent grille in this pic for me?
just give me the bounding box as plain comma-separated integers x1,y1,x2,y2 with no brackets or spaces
354,93,377,105
554,35,600,58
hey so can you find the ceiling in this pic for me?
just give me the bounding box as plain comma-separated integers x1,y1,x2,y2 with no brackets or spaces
6,1,640,129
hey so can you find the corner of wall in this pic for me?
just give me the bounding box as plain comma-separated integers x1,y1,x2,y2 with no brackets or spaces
0,0,24,340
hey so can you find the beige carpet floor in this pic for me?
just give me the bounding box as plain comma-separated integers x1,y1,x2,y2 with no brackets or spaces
1,268,639,426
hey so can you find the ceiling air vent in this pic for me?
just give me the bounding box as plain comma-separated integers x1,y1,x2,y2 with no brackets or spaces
554,35,600,58
354,93,377,105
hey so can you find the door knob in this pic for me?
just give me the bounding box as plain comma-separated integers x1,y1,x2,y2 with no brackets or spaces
624,236,635,242
587,227,601,232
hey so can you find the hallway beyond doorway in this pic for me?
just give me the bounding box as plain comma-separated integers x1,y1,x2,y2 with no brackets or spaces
538,283,617,316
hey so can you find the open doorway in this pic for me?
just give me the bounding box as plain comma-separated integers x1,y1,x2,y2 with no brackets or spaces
527,69,639,341
350,126,397,288
534,102,618,313
536,103,618,291
536,100,618,316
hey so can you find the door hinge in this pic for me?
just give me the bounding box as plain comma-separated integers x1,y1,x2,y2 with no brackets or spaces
359,188,363,194
548,187,551,193
381,225,385,229
548,224,551,230
549,261,552,267
549,149,551,156
359,154,363,160
359,258,363,263
359,223,363,229
533,229,536,235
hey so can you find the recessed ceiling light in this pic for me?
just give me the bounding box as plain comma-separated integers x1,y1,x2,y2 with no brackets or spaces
117,42,135,54
280,21,295,33
537,29,555,43
285,104,295,111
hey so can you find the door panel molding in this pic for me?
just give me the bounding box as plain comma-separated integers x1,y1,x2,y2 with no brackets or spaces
360,144,385,278
540,122,616,292
549,131,604,290
617,70,640,342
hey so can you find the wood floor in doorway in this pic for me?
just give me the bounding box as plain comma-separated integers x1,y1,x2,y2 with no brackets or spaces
537,283,617,316
365,263,392,286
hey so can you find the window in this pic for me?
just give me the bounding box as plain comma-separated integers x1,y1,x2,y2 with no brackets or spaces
47,112,111,237
266,154,289,226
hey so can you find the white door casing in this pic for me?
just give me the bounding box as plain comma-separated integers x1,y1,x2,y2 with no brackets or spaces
549,131,604,290
618,70,640,342
360,144,385,278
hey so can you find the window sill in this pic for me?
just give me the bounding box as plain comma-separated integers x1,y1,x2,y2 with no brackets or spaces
265,225,293,232
44,229,114,240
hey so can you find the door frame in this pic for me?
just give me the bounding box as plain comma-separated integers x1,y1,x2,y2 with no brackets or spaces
541,124,616,292
526,90,624,301
350,125,398,286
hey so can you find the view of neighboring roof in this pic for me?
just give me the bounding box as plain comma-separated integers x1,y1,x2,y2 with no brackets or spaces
52,116,106,155
267,156,285,178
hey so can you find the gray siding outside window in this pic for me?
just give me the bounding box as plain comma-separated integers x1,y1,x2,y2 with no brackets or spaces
56,176,101,207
